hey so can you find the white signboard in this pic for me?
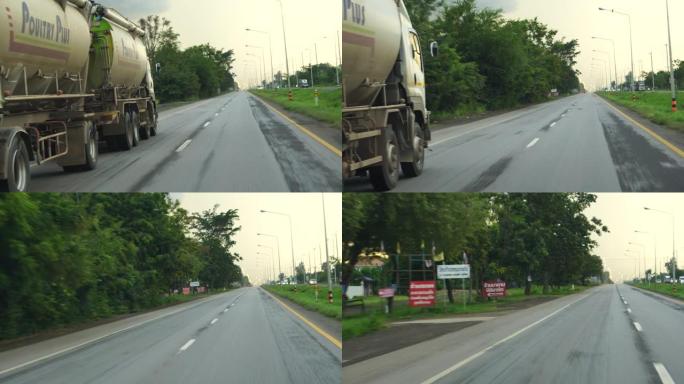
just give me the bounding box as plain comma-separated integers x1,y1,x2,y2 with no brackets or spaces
190,281,200,287
437,264,470,279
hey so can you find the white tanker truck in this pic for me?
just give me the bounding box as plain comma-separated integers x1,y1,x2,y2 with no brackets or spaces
342,0,437,191
0,0,157,191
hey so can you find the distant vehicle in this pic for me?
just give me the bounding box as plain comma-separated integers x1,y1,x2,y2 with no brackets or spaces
656,278,662,283
309,279,318,285
664,276,672,283
299,79,310,88
679,276,684,284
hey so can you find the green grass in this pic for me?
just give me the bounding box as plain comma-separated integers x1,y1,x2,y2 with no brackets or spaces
598,91,684,131
629,282,684,301
342,284,590,340
251,87,341,126
263,284,342,320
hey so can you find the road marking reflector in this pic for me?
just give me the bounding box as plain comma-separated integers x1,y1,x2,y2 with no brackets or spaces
210,318,218,325
261,289,342,349
420,294,589,384
633,322,643,332
526,138,540,149
601,98,684,158
179,339,196,352
176,139,192,153
654,363,675,384
254,96,342,157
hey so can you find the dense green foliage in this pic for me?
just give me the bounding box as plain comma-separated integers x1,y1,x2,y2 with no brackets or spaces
139,16,236,103
0,194,242,340
599,91,684,131
404,0,581,116
342,193,607,296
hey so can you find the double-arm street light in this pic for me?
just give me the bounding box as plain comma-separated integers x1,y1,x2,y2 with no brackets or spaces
665,0,677,111
260,210,296,280
257,233,281,281
644,207,676,280
598,7,635,92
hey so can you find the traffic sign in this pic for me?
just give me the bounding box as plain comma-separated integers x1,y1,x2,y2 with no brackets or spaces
190,281,200,287
437,264,470,279
409,281,436,307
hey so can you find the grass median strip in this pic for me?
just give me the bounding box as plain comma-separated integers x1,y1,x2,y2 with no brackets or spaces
598,91,684,132
262,284,342,320
343,285,589,340
251,88,341,126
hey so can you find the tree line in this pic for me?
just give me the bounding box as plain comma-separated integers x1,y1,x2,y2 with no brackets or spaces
405,0,581,116
0,194,243,340
343,193,608,300
140,16,236,103
630,60,684,90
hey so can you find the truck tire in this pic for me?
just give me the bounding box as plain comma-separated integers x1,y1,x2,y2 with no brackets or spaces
0,134,31,192
369,129,400,191
63,122,98,172
131,111,140,147
119,111,134,150
401,120,425,178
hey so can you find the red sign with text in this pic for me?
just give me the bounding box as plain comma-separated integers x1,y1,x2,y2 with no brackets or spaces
483,281,507,297
409,281,436,307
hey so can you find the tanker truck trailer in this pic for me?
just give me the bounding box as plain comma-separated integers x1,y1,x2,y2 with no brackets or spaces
342,0,437,191
0,0,157,191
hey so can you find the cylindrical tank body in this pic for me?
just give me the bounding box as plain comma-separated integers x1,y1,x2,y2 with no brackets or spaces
0,0,91,97
87,9,148,90
342,0,402,107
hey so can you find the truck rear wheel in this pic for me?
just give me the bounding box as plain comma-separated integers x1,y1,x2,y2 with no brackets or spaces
131,111,140,147
119,112,134,150
369,129,400,191
1,135,31,192
63,122,98,172
401,120,425,178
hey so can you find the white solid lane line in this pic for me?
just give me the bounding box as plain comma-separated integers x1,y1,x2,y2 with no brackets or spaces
526,138,540,149
633,322,643,332
210,318,218,325
179,339,196,352
653,363,675,384
175,139,192,153
420,294,590,384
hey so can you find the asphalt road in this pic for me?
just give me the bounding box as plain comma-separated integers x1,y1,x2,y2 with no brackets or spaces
30,91,341,192
346,93,684,192
343,284,683,384
0,287,341,384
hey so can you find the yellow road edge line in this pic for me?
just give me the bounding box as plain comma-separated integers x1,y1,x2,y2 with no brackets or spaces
600,96,684,158
261,288,342,349
252,94,342,158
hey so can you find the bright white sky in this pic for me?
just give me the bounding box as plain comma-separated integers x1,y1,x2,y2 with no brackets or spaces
102,0,340,89
478,0,683,92
585,194,684,283
173,193,342,286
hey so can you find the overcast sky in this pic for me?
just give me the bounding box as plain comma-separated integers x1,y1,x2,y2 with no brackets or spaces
173,193,342,286
101,0,340,89
477,0,682,91
584,194,683,283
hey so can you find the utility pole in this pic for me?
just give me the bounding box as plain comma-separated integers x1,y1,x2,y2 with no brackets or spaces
277,0,291,89
322,194,332,291
650,52,656,91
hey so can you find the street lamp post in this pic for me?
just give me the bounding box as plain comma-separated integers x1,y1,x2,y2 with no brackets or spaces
246,45,267,89
665,0,677,111
625,249,640,280
629,242,646,282
321,194,332,292
645,207,676,280
260,210,296,282
592,36,619,91
246,28,274,89
593,51,612,90
276,0,291,89
258,233,281,282
246,53,264,87
257,244,274,282
635,230,657,282
257,251,273,282
599,7,635,92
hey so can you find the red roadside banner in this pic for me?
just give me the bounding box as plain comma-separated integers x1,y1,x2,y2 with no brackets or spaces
409,280,436,307
483,281,507,298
